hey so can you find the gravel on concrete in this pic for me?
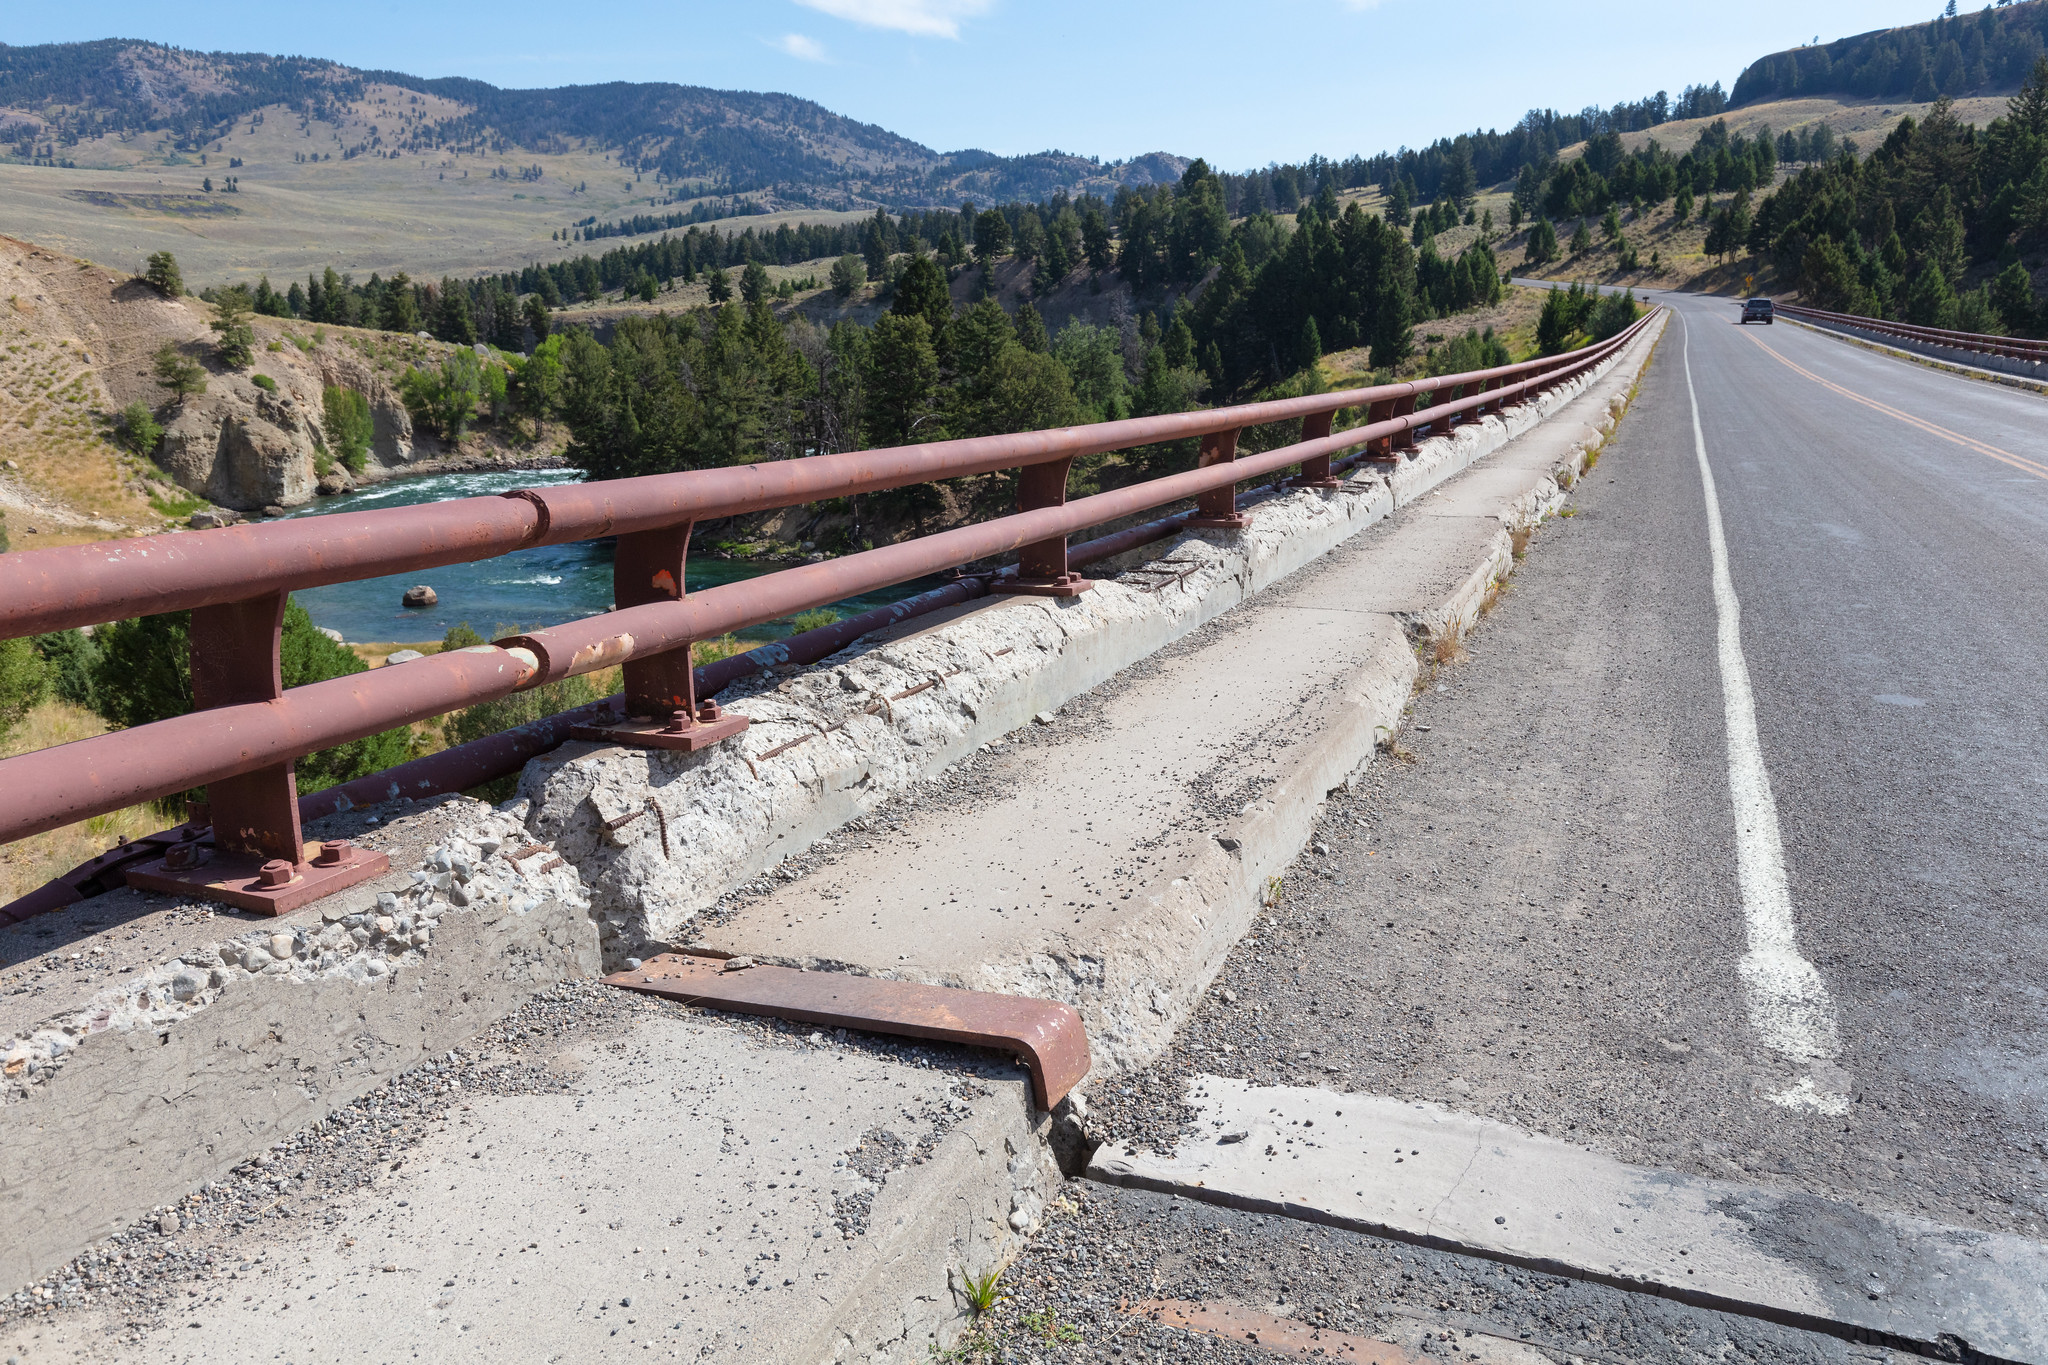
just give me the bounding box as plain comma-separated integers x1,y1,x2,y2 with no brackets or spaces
0,978,1026,1356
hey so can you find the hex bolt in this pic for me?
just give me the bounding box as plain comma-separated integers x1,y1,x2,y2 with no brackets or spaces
696,699,723,723
165,843,201,871
662,709,694,734
256,859,295,888
314,839,352,868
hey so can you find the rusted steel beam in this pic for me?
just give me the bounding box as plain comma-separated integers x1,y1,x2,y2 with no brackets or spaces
0,325,1643,642
605,952,1091,1110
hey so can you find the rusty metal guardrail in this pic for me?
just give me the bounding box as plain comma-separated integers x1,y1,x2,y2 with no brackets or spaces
0,309,1656,919
1775,302,2048,366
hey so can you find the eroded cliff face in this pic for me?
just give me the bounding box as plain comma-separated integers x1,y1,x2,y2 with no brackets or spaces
153,345,419,511
0,233,488,526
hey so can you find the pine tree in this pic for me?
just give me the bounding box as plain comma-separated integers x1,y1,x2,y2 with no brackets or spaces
1439,148,1477,209
830,254,867,299
740,261,772,305
891,253,952,335
435,278,477,345
143,251,183,298
210,287,256,368
973,209,1012,267
1990,259,2037,333
706,267,732,303
523,295,552,342
1298,316,1322,371
153,343,207,401
1162,314,1195,370
381,274,419,333
863,314,940,447
1013,302,1050,354
1081,207,1114,273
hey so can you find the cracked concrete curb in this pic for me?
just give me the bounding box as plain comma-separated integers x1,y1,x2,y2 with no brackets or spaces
528,319,1665,964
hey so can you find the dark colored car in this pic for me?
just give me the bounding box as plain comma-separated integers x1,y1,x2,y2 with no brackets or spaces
1740,297,1774,324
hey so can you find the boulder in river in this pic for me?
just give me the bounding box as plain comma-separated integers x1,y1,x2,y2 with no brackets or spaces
401,585,438,609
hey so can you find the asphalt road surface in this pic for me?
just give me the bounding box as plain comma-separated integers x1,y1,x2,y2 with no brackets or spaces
1044,295,2048,1362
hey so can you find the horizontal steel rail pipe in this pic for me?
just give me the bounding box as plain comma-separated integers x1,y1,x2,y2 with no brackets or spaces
0,312,1652,850
0,333,1627,640
1775,302,2048,363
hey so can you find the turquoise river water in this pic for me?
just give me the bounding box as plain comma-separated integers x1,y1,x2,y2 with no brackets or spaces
283,469,939,644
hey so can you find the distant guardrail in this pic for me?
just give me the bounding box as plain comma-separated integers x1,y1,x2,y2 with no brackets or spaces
1776,302,2048,369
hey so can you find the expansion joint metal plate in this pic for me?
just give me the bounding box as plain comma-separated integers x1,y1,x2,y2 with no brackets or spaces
603,953,1090,1110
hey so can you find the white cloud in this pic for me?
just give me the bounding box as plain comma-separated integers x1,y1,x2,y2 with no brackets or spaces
773,33,830,61
793,0,994,40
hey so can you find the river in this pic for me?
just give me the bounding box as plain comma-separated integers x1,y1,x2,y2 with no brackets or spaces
283,469,942,645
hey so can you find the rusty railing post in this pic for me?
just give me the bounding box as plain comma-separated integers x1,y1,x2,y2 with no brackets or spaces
569,521,749,752
123,589,389,914
1288,411,1342,489
1185,427,1250,528
991,456,1090,597
1364,397,1398,462
1390,392,1420,454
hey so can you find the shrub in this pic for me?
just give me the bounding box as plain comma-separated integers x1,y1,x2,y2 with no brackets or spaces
0,637,49,745
1588,289,1640,343
1536,282,1598,354
251,373,277,393
116,400,163,456
143,251,183,298
33,629,100,712
91,599,410,795
788,608,838,633
399,350,483,442
1523,219,1558,267
1425,327,1513,377
322,385,374,472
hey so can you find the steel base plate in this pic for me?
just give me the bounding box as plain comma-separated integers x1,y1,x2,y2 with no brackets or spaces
1184,514,1251,529
1288,476,1344,490
990,573,1093,599
570,713,750,752
124,844,390,916
606,952,1091,1110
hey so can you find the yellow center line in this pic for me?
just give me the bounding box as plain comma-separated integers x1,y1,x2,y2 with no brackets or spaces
1742,330,2048,482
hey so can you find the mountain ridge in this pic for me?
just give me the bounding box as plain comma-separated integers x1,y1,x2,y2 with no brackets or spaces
0,39,1191,207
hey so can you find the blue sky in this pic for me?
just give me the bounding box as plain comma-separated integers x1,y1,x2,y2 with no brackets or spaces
11,1,1955,168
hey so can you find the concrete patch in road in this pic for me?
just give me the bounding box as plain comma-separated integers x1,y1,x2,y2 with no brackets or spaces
1088,1076,2048,1363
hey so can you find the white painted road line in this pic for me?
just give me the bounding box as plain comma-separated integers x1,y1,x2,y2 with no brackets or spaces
1680,318,1849,1116
1088,1077,2048,1363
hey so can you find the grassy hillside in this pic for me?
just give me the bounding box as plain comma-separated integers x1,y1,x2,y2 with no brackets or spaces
0,41,1192,288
